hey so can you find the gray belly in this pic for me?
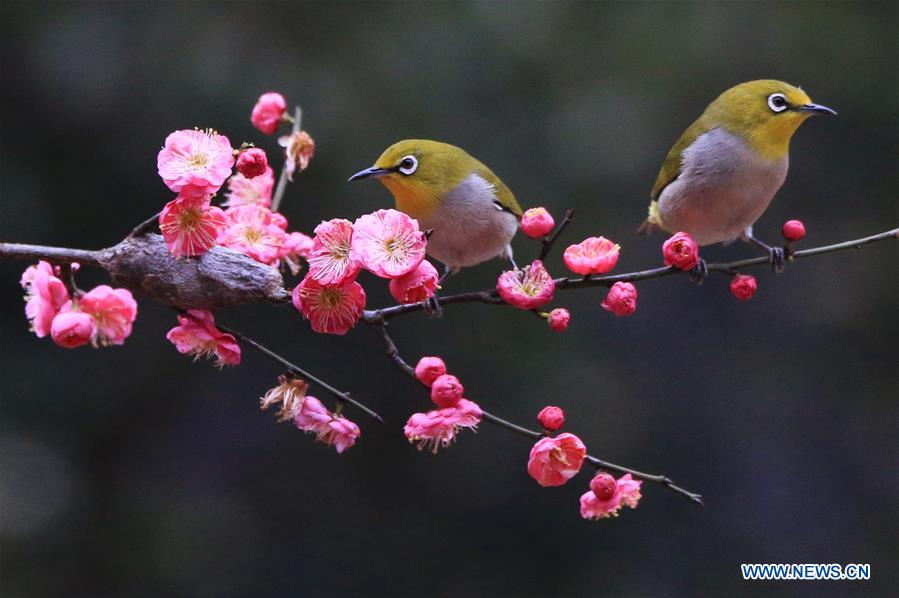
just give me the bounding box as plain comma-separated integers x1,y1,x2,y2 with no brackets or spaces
658,128,789,245
419,173,518,270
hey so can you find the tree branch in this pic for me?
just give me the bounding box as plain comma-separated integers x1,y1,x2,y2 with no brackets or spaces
538,208,575,261
364,315,703,505
270,106,302,213
0,242,105,267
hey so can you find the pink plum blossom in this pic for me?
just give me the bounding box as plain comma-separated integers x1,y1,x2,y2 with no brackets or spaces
260,376,309,422
158,193,227,258
579,473,643,520
218,205,288,266
351,209,427,279
601,282,638,317
278,130,315,181
251,92,287,135
536,406,565,431
414,356,446,387
547,307,570,332
157,129,235,195
430,374,464,408
79,285,138,346
236,147,268,179
166,309,241,367
520,207,555,238
292,275,366,335
782,219,806,242
292,396,360,453
527,432,586,487
224,166,274,208
306,219,362,286
496,260,555,310
662,232,700,271
279,231,314,276
404,398,482,453
563,237,620,276
21,261,69,338
293,395,333,432
318,417,361,454
730,274,758,301
388,259,439,304
50,309,95,349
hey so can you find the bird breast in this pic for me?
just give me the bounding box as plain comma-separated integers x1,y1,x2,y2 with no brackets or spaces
658,127,789,245
418,173,518,270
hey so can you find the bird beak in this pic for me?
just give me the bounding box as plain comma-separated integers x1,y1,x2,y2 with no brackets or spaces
348,166,392,182
797,103,837,116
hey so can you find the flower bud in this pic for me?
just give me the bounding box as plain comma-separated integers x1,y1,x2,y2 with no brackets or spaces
431,374,464,408
730,274,758,301
520,207,555,238
251,92,287,135
601,282,638,316
547,308,570,332
662,232,700,271
415,356,447,387
236,148,268,179
50,311,95,349
537,406,565,431
782,219,806,242
589,472,618,501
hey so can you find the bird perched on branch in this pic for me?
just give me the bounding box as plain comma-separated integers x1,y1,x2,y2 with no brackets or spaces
348,139,522,278
638,79,836,270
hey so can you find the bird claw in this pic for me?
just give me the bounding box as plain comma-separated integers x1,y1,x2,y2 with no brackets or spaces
423,295,443,318
690,259,708,285
768,247,786,274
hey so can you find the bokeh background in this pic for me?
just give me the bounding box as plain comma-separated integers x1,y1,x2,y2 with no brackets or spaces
1,2,896,596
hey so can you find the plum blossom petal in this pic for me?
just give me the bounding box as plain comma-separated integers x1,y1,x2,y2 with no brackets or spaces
166,309,241,367
158,193,227,258
351,209,427,279
563,237,620,275
157,129,234,195
306,219,362,286
21,261,69,338
279,231,315,276
224,166,274,208
260,376,309,422
218,205,288,266
403,399,482,453
278,130,315,181
292,396,361,453
579,473,642,520
79,285,138,346
496,260,555,310
527,432,586,487
388,259,439,304
292,275,366,335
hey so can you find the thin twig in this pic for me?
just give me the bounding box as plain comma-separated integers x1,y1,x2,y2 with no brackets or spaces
366,226,899,320
538,208,575,261
130,211,162,237
206,317,382,422
363,314,703,505
0,242,104,267
270,106,302,213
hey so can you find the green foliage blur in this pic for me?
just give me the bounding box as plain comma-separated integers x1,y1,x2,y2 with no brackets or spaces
1,2,896,596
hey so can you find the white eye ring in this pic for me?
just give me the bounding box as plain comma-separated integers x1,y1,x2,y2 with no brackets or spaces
767,93,788,113
398,155,418,175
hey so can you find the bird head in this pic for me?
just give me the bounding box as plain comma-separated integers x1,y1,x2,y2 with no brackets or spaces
348,139,472,218
707,80,836,158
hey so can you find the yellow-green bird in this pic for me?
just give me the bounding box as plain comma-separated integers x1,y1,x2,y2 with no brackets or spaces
638,79,836,267
348,140,522,276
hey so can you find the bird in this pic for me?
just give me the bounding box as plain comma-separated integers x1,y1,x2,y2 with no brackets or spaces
638,79,836,270
348,139,522,279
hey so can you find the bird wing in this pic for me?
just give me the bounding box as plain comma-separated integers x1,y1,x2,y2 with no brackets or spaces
650,117,712,201
474,163,523,217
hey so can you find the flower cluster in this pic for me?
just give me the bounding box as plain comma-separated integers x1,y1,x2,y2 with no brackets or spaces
260,376,360,453
404,356,482,452
293,209,431,334
21,261,138,348
579,472,642,520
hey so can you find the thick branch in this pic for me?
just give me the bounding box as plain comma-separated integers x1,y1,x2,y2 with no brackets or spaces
366,226,899,320
365,317,703,505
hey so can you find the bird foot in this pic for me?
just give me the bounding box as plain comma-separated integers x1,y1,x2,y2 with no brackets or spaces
690,259,708,285
423,295,443,318
767,246,786,274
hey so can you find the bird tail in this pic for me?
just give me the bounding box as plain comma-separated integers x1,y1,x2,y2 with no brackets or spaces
636,200,662,236
636,219,659,236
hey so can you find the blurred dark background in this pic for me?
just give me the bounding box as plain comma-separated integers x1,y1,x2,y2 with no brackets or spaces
1,2,896,596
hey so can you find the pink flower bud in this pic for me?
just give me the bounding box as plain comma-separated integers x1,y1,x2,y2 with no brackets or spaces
589,472,617,500
236,148,268,179
520,207,555,238
537,406,565,431
601,282,637,316
563,237,620,275
251,92,287,135
415,356,447,387
389,259,439,304
730,274,758,301
546,308,570,332
662,231,700,271
431,374,464,408
50,310,95,349
782,219,806,242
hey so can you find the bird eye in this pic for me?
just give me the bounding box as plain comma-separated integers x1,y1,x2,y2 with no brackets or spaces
767,93,788,113
398,155,418,175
